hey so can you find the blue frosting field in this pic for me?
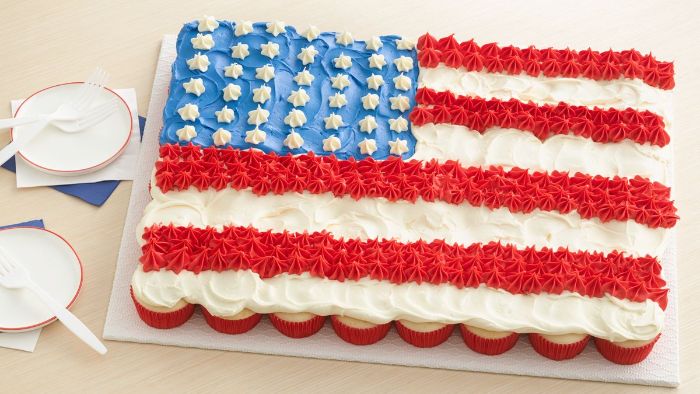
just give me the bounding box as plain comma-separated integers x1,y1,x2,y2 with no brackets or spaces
161,20,418,159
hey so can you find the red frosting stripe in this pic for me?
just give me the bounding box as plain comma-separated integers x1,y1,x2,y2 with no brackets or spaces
139,224,669,309
412,87,670,147
155,144,678,229
417,33,675,90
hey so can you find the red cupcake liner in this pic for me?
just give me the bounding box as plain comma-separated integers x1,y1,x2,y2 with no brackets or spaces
330,316,391,345
594,334,661,365
269,314,326,338
460,325,519,355
529,334,590,361
130,287,194,329
395,321,455,348
201,307,262,335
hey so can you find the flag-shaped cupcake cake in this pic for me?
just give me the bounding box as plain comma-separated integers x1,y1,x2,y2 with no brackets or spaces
131,17,677,364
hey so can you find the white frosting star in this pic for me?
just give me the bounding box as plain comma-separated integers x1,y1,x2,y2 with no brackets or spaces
389,116,409,132
191,33,214,50
287,88,310,107
323,135,342,152
393,74,412,91
231,43,249,59
234,20,253,36
215,106,235,123
395,37,415,50
294,69,315,86
330,74,350,91
260,41,280,59
301,25,320,41
359,115,378,133
187,52,210,72
329,92,347,108
252,84,272,103
365,36,383,51
222,84,242,101
224,63,243,79
266,21,286,36
361,93,380,110
284,109,307,127
176,125,197,141
297,45,319,65
368,53,386,70
183,78,205,96
197,16,219,32
324,113,343,130
333,53,352,69
358,138,377,156
336,31,353,46
394,56,414,72
177,103,199,121
284,129,304,149
388,138,409,155
247,105,270,125
389,95,410,112
245,127,267,144
255,65,275,82
212,128,232,146
366,74,384,90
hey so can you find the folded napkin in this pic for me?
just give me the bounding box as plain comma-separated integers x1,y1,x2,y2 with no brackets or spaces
1,116,145,206
0,219,45,352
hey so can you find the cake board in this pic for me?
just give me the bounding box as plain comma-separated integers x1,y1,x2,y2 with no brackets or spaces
103,35,680,387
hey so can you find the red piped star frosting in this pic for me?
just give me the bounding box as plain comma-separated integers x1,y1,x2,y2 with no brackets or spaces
417,33,675,89
139,224,669,309
411,87,669,147
154,144,678,229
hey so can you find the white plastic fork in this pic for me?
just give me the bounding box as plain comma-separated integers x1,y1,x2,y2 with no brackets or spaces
0,68,109,131
53,99,119,133
0,246,107,355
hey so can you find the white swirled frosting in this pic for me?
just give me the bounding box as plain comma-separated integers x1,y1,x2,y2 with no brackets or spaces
411,124,670,183
131,266,664,342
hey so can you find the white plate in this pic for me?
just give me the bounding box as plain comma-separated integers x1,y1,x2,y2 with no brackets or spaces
0,227,83,332
10,82,133,176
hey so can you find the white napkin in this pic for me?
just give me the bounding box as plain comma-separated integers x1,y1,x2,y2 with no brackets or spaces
11,89,140,188
0,329,40,352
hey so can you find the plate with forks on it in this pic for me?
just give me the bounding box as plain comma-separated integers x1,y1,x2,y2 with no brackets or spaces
10,80,133,175
0,227,83,332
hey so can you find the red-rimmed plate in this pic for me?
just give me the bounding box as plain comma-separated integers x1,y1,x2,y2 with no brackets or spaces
10,82,133,176
0,227,83,332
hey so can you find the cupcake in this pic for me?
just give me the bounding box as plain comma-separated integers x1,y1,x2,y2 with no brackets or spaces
594,335,660,364
269,312,326,338
201,307,262,334
395,320,454,348
331,315,391,345
529,333,590,361
460,325,519,355
131,287,194,329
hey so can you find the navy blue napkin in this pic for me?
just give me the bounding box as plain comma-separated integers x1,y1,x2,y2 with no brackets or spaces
2,116,146,207
0,219,45,230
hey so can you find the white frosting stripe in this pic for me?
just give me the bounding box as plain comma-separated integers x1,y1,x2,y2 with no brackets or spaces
418,66,673,122
139,182,668,258
410,124,670,183
131,266,664,342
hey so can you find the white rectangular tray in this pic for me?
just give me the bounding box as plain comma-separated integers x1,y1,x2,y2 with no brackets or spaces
103,35,679,387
